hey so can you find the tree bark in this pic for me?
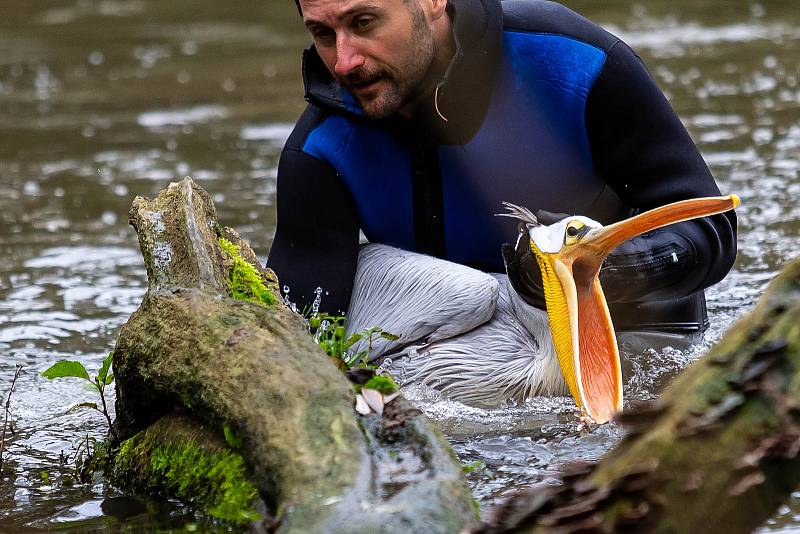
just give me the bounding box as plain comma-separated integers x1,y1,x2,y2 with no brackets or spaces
476,258,800,533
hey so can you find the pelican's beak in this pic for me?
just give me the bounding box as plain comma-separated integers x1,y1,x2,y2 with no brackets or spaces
532,195,739,423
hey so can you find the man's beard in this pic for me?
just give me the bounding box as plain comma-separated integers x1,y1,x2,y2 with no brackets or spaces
339,2,436,119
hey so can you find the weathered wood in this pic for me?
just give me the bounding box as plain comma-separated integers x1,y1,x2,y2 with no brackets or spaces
111,177,476,532
476,258,800,534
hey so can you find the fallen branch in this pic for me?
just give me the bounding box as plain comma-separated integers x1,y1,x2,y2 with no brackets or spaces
1,364,23,472
109,178,476,531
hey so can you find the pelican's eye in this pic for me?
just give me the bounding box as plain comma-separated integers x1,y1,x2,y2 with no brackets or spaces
564,221,587,246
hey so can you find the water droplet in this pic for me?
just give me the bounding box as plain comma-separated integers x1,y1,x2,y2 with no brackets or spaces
101,212,117,225
181,41,198,55
222,79,236,92
88,51,105,66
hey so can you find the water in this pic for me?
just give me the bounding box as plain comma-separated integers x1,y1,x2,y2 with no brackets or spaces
1,0,799,530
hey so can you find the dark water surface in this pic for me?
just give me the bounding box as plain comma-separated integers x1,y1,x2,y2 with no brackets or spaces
1,0,799,531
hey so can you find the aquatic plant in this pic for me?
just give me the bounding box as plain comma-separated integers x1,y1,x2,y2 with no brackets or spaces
218,237,276,307
42,352,115,436
0,364,23,472
308,313,399,369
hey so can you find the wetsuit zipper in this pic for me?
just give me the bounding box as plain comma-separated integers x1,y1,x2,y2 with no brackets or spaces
602,248,690,274
411,137,446,257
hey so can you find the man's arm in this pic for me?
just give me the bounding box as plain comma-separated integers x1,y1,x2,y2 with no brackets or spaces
267,146,360,315
586,40,737,303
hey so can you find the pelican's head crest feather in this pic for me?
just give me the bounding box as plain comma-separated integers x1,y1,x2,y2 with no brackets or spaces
497,202,540,230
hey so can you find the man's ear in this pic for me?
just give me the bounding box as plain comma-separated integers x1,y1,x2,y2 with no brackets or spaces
429,0,448,21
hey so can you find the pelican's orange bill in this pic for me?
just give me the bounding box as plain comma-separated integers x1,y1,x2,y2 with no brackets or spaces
537,194,740,423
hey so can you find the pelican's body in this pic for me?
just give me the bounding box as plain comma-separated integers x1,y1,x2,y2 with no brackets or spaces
345,196,740,422
347,244,565,407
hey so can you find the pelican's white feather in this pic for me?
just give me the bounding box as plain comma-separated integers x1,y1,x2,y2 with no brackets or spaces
528,216,603,253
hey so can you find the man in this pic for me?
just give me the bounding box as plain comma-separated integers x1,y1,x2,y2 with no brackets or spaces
267,0,737,340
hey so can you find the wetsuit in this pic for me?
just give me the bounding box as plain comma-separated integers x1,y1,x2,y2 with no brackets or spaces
267,0,737,333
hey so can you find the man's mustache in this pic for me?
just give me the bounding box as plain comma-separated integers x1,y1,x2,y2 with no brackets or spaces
339,68,388,87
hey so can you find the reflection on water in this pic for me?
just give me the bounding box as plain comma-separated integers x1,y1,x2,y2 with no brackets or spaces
1,0,799,530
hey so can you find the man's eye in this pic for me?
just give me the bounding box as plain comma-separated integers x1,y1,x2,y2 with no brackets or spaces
353,16,374,30
312,28,335,41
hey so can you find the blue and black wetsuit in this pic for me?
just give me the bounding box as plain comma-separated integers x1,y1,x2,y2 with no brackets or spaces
267,0,737,332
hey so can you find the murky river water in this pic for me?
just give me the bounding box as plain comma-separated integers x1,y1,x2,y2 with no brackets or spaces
1,0,798,531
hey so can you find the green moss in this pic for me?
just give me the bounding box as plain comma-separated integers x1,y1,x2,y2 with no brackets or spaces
114,425,261,525
223,425,242,449
364,374,399,394
218,237,276,307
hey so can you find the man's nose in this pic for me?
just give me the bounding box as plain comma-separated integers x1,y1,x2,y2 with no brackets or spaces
334,35,366,76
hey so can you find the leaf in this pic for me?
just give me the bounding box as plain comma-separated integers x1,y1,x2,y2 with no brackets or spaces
65,402,99,415
98,352,113,384
104,373,115,385
380,332,400,341
354,394,371,415
41,361,90,381
362,389,384,416
345,333,363,348
462,460,486,474
346,350,369,367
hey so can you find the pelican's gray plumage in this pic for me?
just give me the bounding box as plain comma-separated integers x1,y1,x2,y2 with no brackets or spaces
399,274,567,406
345,244,499,360
346,243,566,407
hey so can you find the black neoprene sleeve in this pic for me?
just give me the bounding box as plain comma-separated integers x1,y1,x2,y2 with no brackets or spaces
586,40,738,303
266,147,360,315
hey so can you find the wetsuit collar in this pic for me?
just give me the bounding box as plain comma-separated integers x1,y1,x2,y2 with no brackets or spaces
301,0,503,144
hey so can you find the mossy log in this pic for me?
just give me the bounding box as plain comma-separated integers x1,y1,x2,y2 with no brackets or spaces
111,178,476,532
109,413,264,524
476,258,800,533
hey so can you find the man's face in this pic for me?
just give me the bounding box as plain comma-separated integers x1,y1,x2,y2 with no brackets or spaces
299,0,436,119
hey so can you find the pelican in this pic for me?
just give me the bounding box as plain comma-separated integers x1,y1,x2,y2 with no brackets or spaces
344,196,740,423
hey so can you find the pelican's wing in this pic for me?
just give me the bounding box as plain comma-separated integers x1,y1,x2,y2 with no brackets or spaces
394,275,565,407
346,244,499,359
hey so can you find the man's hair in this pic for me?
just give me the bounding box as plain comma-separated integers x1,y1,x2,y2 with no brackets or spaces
294,0,416,16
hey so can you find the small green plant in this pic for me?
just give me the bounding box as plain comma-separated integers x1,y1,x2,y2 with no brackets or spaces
363,374,399,394
462,460,487,475
308,313,399,369
42,352,115,437
1,364,22,472
218,237,276,307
